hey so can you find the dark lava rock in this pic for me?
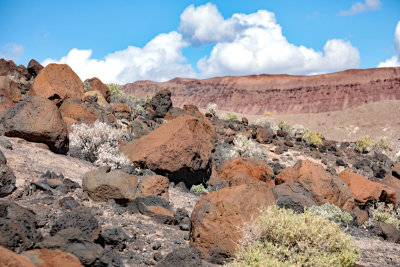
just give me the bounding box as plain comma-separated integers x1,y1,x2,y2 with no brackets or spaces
310,151,322,159
35,228,104,266
0,162,16,197
59,196,80,210
274,147,284,155
0,201,41,253
147,89,172,118
97,226,127,251
155,247,202,267
371,222,400,243
276,129,288,137
126,195,176,224
256,127,275,144
0,150,6,164
50,209,101,241
27,59,44,77
336,158,347,167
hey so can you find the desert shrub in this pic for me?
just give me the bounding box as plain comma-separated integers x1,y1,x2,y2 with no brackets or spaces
234,206,360,267
302,130,323,147
69,120,129,169
364,202,400,230
278,120,292,133
308,203,353,225
355,136,391,153
226,113,239,121
146,94,152,102
355,136,375,153
251,118,271,129
206,102,218,116
263,111,273,116
190,184,209,194
231,135,264,159
106,83,123,98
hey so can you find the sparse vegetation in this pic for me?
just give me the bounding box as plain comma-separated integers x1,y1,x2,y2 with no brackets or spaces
251,117,271,129
308,203,353,225
364,202,400,230
230,135,265,159
190,184,209,194
106,83,123,98
69,120,129,169
301,130,323,147
355,136,391,153
234,205,360,267
206,102,218,116
278,120,292,133
226,113,239,121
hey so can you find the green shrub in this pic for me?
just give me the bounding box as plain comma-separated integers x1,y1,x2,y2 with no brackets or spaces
106,83,123,98
226,113,239,121
308,203,353,225
234,205,360,267
190,184,209,194
301,130,323,147
364,202,400,230
355,136,391,153
227,135,264,159
278,120,292,133
251,118,271,129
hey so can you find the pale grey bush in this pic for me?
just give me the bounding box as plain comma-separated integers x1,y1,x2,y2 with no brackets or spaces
69,120,129,169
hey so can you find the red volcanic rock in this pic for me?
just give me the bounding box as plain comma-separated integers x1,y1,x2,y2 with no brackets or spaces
276,160,355,210
0,59,30,80
190,184,275,263
27,59,44,78
83,77,110,102
123,67,400,115
218,157,274,187
0,88,14,115
29,64,84,105
0,246,35,267
121,114,215,188
338,171,397,206
22,249,83,267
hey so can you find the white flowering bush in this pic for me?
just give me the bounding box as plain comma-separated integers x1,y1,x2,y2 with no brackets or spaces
206,102,218,116
364,202,400,229
308,203,353,225
228,135,264,159
251,117,271,129
69,120,129,169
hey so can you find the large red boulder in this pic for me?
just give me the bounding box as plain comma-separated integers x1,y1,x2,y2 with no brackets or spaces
22,249,83,267
29,64,84,105
0,246,35,267
0,88,14,115
122,114,216,188
276,160,355,210
217,157,274,187
0,96,69,154
83,77,110,102
338,171,396,206
190,184,275,263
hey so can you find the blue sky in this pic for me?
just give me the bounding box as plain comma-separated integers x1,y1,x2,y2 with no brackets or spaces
1,0,399,83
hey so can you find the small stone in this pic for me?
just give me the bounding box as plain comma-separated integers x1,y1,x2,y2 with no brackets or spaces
154,252,163,262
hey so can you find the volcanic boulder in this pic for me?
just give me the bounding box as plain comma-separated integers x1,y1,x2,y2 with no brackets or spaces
138,175,169,200
122,114,216,188
0,159,16,197
27,59,44,78
275,160,355,210
0,96,69,154
82,169,138,204
29,63,84,105
190,184,275,263
83,77,110,102
217,157,275,187
338,171,396,206
147,89,172,118
22,249,83,267
272,182,317,213
0,246,36,267
0,88,13,116
0,201,41,253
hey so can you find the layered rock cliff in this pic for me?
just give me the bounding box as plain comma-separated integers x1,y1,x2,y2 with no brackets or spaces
123,67,400,115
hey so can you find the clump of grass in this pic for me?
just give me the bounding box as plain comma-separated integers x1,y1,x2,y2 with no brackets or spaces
190,184,209,194
278,120,292,133
234,205,360,267
206,102,218,116
226,113,239,121
302,130,323,147
364,202,400,229
308,203,353,225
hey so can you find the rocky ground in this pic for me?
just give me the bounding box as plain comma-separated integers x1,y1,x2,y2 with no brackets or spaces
1,58,400,267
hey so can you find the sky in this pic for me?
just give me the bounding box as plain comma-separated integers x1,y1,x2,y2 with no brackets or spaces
0,0,399,84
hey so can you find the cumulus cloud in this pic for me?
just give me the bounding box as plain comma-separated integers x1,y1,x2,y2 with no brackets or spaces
338,0,381,16
0,43,24,61
43,31,196,84
187,5,360,77
378,21,400,68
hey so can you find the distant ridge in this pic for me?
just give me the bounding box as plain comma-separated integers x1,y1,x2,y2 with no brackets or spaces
123,67,400,115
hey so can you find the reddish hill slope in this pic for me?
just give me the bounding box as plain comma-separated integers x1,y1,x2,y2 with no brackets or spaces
123,67,400,115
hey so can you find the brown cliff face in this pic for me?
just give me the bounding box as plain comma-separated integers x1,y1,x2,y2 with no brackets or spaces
123,67,400,115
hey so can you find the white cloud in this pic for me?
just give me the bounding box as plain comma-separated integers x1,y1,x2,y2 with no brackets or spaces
0,43,24,61
42,31,196,84
338,0,381,16
378,21,400,68
190,6,360,77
